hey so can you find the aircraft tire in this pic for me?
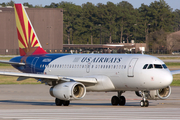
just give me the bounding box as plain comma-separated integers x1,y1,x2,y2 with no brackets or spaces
111,96,119,105
144,100,149,107
140,100,145,107
119,96,126,106
55,98,63,106
63,101,70,106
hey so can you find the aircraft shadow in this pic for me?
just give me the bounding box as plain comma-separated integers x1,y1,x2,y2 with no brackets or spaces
0,100,154,107
0,100,54,106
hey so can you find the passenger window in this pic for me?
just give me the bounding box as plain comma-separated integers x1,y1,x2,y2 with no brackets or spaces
162,64,167,69
143,64,148,69
154,64,162,69
106,65,108,68
147,64,153,69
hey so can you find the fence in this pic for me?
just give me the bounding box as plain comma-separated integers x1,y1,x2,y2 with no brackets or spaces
0,49,174,55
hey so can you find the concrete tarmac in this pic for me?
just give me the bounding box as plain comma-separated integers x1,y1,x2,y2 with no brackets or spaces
0,85,180,120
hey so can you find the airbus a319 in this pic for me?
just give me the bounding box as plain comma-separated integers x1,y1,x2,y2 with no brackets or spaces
0,4,178,107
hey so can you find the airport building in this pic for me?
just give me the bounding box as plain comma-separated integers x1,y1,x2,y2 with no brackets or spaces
0,6,63,55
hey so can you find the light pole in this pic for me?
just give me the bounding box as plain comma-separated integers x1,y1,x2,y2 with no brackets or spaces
134,24,137,43
99,24,102,44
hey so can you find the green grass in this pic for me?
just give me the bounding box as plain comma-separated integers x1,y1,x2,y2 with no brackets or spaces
0,57,12,66
166,63,180,68
171,80,180,86
158,57,180,60
0,76,41,84
0,63,11,66
0,57,13,60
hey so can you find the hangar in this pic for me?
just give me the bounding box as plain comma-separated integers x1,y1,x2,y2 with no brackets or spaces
0,6,63,55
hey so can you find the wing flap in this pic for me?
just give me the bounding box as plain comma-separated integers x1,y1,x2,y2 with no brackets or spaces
0,71,98,84
61,77,97,84
0,71,59,80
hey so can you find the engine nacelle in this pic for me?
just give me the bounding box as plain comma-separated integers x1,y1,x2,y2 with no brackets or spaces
50,82,86,101
135,86,171,100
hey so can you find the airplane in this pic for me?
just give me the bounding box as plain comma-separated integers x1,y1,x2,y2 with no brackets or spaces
0,3,178,107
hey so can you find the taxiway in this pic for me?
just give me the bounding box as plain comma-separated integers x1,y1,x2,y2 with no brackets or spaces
0,85,180,120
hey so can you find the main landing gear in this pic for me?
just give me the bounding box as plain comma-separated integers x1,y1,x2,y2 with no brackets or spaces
111,91,126,106
55,98,70,106
140,91,149,107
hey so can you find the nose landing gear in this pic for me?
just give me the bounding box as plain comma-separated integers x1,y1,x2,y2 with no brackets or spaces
140,91,149,107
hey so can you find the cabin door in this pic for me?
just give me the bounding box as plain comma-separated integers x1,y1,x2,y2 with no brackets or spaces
31,57,39,73
127,58,138,77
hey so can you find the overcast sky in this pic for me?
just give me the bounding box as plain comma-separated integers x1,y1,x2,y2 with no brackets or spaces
0,0,179,10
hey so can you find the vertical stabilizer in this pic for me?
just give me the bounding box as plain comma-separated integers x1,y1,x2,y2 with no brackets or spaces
14,4,47,56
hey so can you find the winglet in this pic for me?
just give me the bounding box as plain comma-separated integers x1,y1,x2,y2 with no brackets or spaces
14,4,47,56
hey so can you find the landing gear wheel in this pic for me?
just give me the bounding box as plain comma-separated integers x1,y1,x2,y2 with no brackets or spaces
140,100,145,107
111,96,119,105
140,100,149,107
140,91,149,107
63,101,70,106
55,98,63,106
119,96,126,106
144,100,149,107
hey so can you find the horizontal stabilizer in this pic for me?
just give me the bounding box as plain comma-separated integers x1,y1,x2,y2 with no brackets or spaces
0,60,25,65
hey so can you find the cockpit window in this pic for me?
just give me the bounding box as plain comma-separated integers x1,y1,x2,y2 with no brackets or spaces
143,64,168,69
154,64,163,69
147,64,153,69
162,64,167,69
143,64,148,69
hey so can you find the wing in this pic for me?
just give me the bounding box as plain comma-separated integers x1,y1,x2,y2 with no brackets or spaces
0,60,25,65
171,70,180,75
0,71,97,85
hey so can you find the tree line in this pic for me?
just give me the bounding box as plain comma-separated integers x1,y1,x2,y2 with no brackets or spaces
1,0,180,51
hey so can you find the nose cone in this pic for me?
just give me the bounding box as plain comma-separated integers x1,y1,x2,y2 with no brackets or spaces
161,71,173,87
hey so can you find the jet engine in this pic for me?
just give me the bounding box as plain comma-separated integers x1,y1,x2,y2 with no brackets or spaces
50,82,86,101
135,86,171,100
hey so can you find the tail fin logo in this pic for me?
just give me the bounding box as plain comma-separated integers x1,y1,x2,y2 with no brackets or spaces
14,4,47,56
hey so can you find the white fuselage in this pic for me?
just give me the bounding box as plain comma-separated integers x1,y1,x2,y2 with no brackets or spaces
43,54,173,91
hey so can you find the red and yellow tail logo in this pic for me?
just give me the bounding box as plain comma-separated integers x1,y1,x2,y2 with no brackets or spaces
14,4,47,56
